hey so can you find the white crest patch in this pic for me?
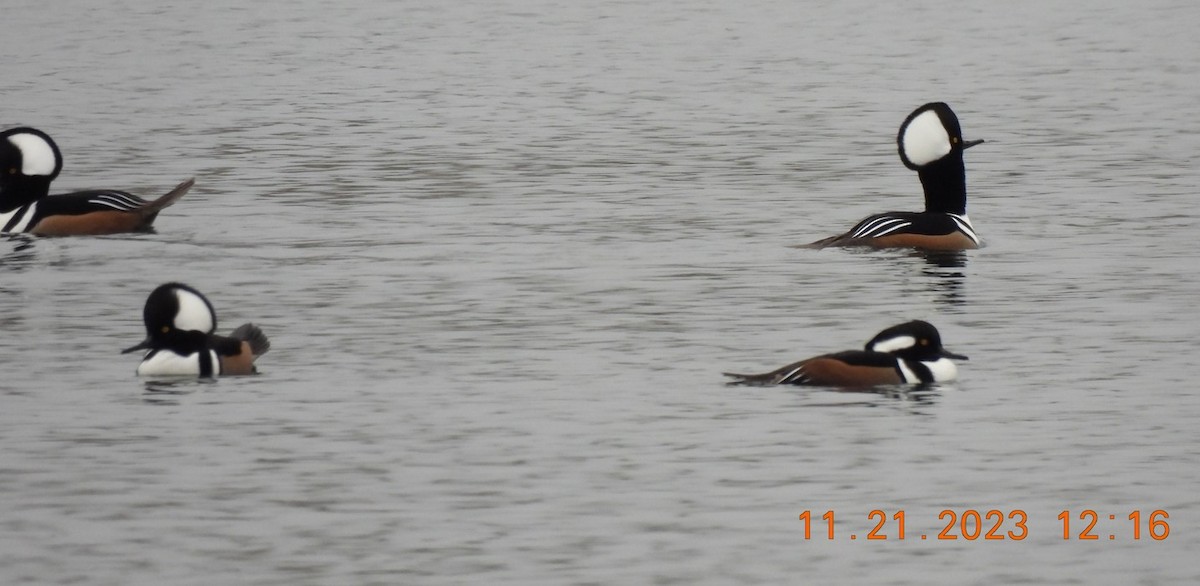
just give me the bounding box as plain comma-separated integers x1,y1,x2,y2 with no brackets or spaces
8,133,59,176
901,110,951,167
173,288,215,333
870,335,916,354
924,358,959,382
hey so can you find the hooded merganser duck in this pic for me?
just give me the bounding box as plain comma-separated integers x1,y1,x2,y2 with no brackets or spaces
805,103,984,250
123,283,270,377
0,127,192,235
723,320,966,386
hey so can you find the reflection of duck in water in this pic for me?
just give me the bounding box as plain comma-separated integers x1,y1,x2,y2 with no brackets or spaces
1,232,37,266
916,249,969,269
906,248,970,307
724,320,966,387
805,102,983,250
0,127,192,235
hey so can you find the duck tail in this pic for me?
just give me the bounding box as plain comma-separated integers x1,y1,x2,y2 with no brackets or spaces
137,177,194,219
229,323,271,356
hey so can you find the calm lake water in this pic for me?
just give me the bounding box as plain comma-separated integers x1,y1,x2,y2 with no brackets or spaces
3,0,1200,584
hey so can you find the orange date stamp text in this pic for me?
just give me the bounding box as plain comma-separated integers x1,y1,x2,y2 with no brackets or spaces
798,509,1170,541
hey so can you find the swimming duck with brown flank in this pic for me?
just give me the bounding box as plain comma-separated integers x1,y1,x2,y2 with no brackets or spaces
0,127,192,235
123,283,270,377
724,320,967,387
804,103,984,250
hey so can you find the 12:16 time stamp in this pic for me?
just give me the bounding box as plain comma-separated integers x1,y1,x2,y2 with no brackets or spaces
799,510,1170,541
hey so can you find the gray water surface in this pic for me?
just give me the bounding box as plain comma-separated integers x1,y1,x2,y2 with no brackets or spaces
3,0,1199,584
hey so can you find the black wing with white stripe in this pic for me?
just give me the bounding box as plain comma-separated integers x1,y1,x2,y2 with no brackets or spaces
39,190,153,214
723,350,898,386
1,179,193,234
806,212,978,248
2,191,152,233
